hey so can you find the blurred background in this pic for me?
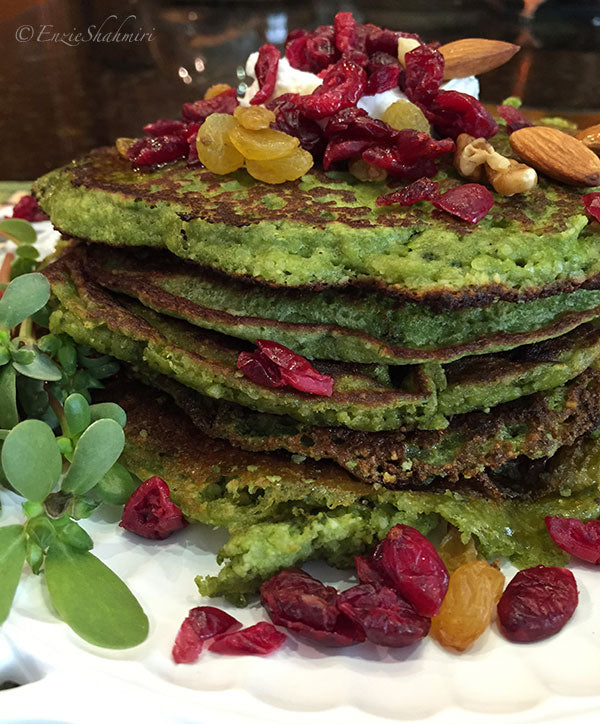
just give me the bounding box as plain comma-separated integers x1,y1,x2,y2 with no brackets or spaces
1,0,599,179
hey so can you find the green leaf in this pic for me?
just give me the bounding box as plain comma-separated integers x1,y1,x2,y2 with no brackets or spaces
0,364,18,429
0,219,36,245
10,258,36,279
56,521,93,551
61,419,125,496
89,402,127,428
0,346,10,366
1,420,62,501
16,376,49,418
26,538,44,575
0,274,50,331
37,334,61,356
0,526,26,625
44,542,149,649
11,347,35,365
64,393,91,436
57,343,77,376
12,346,62,381
15,244,39,260
26,516,56,549
94,462,136,505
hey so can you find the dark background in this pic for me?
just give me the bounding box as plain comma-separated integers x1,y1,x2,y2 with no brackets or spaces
1,0,599,179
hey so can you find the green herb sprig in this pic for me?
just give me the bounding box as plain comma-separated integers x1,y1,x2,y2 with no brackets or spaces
0,243,148,649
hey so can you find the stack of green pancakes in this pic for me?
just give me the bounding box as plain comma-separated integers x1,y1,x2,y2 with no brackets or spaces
33,142,600,602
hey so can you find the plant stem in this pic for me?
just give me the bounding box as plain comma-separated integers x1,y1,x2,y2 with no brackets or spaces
47,389,70,438
17,317,35,346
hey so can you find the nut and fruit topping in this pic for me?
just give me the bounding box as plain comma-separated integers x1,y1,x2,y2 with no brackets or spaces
195,113,245,175
430,561,505,652
381,99,430,133
397,37,421,66
233,105,276,131
576,123,600,154
348,158,388,182
120,476,186,540
438,38,520,80
172,606,241,663
545,516,600,564
204,83,233,100
510,125,600,186
437,526,480,574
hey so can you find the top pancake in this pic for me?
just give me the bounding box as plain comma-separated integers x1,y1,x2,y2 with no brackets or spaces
33,140,600,308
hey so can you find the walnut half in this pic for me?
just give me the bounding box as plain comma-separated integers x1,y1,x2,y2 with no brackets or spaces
486,159,538,196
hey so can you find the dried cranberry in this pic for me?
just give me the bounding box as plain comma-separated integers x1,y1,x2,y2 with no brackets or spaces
285,34,313,72
395,130,454,162
11,195,49,222
338,584,431,647
362,146,437,180
545,516,600,564
181,87,238,123
299,60,366,120
125,135,188,167
375,524,449,617
251,44,280,106
209,622,286,656
120,476,186,540
186,122,201,166
583,192,600,223
432,183,494,224
429,91,498,140
305,34,338,73
497,566,578,643
323,138,375,170
365,27,420,56
497,104,533,133
257,339,334,396
172,606,241,664
143,119,188,137
323,108,395,142
237,350,284,389
268,94,327,158
376,178,440,207
334,12,356,53
404,45,445,107
260,569,365,647
354,555,393,587
365,63,401,95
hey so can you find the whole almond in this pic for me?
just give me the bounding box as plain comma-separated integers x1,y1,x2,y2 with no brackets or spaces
576,124,600,154
510,126,600,186
439,38,520,79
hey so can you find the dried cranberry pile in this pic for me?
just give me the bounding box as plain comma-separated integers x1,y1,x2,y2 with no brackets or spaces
168,520,586,662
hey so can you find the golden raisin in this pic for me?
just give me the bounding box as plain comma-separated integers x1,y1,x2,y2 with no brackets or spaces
348,158,388,182
438,526,479,574
382,100,431,133
234,105,276,131
196,114,244,175
430,560,505,652
115,137,136,158
228,125,299,161
204,83,232,100
245,148,313,184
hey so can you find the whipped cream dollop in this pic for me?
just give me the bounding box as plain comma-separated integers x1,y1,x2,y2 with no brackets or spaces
241,51,480,119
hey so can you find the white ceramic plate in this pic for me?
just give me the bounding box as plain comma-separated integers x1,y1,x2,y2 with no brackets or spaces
1,218,600,724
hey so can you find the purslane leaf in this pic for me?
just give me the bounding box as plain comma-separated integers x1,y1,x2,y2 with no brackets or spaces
12,346,62,382
89,402,127,428
0,219,37,245
0,364,18,429
64,393,91,436
0,525,26,625
1,420,62,501
0,273,50,331
94,462,136,505
61,419,125,495
44,542,149,649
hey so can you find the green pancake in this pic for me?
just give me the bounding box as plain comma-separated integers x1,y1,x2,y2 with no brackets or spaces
107,375,600,604
83,243,600,365
32,138,600,303
45,248,600,432
144,366,600,488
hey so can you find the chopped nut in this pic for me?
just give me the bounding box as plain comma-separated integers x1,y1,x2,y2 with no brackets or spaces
397,38,421,66
576,123,600,154
348,158,387,182
454,133,510,181
486,159,538,196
